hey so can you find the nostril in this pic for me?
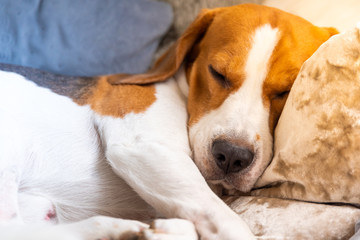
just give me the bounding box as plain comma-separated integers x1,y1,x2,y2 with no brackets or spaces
231,149,254,172
233,160,242,167
212,139,255,174
215,153,226,162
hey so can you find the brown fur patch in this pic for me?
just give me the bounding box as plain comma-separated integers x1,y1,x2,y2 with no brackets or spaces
84,77,156,118
263,10,338,134
184,4,337,130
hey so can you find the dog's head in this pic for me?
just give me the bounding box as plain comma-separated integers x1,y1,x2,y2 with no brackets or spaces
110,4,337,192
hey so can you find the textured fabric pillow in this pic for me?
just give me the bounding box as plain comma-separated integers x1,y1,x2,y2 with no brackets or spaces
227,196,360,239
253,27,360,205
0,0,172,76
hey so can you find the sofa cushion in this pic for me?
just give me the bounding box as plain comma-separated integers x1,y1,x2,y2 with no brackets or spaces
0,0,172,76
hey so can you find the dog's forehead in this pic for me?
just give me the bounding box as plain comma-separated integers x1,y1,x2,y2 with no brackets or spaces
200,4,333,89
196,6,289,82
186,4,336,127
202,5,283,45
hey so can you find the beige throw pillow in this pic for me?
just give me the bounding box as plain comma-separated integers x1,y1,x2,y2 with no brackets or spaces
253,27,360,205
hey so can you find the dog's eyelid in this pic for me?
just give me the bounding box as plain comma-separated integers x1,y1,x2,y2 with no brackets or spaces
208,65,231,88
274,90,290,99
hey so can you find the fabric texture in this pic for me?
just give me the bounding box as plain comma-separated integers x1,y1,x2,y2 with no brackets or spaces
0,0,172,76
253,27,360,205
244,26,360,240
228,196,360,239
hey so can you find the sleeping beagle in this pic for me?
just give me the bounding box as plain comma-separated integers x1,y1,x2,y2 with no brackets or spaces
0,4,337,240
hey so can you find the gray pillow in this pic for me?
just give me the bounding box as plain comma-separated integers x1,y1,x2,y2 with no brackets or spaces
0,0,172,76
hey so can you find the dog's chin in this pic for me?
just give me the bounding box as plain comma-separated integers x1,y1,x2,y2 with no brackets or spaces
209,179,234,190
206,173,258,193
225,173,259,193
203,159,268,193
208,178,257,194
208,179,254,196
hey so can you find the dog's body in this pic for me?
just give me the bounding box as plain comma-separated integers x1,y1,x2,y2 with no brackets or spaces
0,4,337,240
0,66,205,239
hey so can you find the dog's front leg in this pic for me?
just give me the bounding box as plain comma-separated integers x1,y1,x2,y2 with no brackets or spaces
106,141,255,240
1,216,149,240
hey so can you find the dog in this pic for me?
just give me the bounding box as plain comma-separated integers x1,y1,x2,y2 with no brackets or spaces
0,4,337,240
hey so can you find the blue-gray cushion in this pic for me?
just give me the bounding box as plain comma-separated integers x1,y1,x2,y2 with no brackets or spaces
0,0,172,76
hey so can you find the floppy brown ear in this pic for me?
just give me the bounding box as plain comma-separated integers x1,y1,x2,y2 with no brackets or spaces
108,9,217,85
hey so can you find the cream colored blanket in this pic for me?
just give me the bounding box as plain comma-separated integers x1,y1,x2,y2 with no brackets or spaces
230,27,360,239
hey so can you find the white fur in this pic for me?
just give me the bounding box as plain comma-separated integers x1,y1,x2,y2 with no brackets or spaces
0,72,151,224
0,70,255,239
189,24,280,192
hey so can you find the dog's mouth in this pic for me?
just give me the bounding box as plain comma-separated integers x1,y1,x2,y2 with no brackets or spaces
209,179,235,190
201,149,270,193
193,134,274,193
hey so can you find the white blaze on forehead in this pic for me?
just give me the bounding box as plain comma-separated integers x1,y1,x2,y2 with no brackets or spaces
228,24,280,139
189,24,280,181
244,24,280,102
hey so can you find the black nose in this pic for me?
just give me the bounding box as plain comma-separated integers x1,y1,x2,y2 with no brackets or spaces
211,139,254,174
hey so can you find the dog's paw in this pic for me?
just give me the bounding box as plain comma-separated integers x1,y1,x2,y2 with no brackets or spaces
70,216,149,240
140,218,198,240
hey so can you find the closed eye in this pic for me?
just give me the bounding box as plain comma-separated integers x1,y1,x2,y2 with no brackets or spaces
208,65,231,88
274,90,290,99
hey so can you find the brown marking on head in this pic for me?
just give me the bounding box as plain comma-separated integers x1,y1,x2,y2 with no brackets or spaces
179,4,337,130
263,13,338,135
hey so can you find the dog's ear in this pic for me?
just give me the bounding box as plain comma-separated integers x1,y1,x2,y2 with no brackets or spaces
108,9,217,85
